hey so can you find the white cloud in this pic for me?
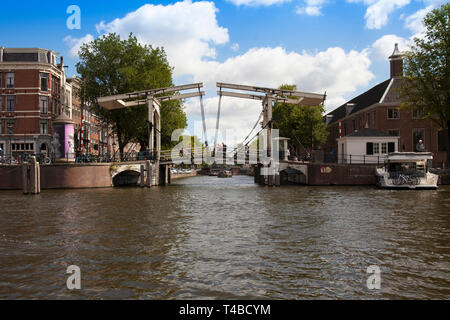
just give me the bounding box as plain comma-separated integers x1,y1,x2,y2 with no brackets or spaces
64,0,375,145
94,1,229,78
347,0,411,29
64,34,94,57
226,0,291,6
296,0,327,16
403,1,444,38
371,34,411,60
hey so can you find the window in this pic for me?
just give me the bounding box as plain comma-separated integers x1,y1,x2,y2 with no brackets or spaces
413,129,425,151
366,142,373,155
6,95,15,111
367,113,371,126
40,120,48,134
11,143,34,152
388,142,396,153
40,73,49,91
6,120,14,134
352,119,356,132
381,143,387,154
0,72,2,87
412,108,424,119
6,73,14,88
40,96,48,114
0,121,2,134
373,111,377,126
388,129,400,137
373,143,380,154
388,108,400,119
438,130,448,152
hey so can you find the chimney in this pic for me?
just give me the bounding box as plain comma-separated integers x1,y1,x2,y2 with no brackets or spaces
0,47,4,63
60,56,64,69
389,43,403,78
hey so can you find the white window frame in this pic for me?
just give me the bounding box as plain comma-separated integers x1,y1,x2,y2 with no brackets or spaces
6,95,15,112
40,120,48,134
40,96,48,114
387,108,400,120
373,143,380,154
6,73,14,88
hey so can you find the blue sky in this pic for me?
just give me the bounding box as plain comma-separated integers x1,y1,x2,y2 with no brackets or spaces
0,0,445,144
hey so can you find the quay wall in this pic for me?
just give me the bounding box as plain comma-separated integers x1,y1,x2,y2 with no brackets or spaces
307,163,377,186
171,171,198,180
0,166,23,190
40,164,112,189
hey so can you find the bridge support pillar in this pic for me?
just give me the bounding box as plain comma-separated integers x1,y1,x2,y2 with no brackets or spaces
146,161,152,187
22,157,40,194
140,164,145,187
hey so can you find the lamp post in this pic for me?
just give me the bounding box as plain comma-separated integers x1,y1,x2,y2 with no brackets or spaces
113,142,117,162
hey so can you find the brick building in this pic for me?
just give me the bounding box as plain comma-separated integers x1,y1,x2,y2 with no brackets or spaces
67,77,112,158
324,44,448,168
0,47,68,160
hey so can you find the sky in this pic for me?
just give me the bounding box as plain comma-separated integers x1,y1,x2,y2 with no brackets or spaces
0,0,445,146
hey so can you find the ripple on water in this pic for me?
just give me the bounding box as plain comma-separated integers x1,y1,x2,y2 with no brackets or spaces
0,176,449,299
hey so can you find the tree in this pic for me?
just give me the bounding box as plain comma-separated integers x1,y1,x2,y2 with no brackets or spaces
76,33,187,157
401,3,450,164
272,85,328,152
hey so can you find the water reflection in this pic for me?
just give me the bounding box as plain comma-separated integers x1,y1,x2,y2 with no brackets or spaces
0,176,449,299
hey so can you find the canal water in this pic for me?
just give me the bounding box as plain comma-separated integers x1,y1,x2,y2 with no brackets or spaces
0,175,449,299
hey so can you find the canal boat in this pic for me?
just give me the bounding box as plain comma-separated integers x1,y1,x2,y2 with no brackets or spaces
218,170,232,178
209,170,220,176
375,152,438,189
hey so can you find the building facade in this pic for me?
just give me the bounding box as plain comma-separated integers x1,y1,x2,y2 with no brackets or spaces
0,47,66,160
324,44,448,168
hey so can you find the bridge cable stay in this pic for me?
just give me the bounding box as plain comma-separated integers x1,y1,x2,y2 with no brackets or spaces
198,85,209,147
213,89,223,154
231,110,264,156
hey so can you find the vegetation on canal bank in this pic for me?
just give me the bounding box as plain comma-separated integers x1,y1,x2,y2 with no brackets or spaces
401,3,450,164
76,33,188,157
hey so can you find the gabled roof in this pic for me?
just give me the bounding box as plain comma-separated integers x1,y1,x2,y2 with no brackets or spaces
345,128,398,138
327,79,392,125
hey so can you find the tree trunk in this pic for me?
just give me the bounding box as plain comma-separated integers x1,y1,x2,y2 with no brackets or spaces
447,120,450,168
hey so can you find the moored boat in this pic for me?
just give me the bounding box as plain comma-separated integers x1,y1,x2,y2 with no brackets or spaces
375,152,438,189
218,170,232,178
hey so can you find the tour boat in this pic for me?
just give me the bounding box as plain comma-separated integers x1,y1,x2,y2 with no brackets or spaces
218,170,232,178
375,152,439,189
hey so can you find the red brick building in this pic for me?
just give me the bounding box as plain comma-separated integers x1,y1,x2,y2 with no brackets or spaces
0,47,66,160
67,77,112,158
324,44,448,168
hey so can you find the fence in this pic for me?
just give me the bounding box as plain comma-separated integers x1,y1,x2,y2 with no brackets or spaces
324,153,387,165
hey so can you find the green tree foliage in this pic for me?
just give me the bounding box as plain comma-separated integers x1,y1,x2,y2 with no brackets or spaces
401,3,449,162
76,33,187,155
272,84,328,150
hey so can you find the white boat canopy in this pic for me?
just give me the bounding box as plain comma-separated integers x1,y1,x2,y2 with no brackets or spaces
386,152,433,162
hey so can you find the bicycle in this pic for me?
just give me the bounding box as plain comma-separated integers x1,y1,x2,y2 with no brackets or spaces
393,174,420,186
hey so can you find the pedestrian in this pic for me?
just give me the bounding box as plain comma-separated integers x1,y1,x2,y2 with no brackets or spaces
416,139,425,152
286,148,290,160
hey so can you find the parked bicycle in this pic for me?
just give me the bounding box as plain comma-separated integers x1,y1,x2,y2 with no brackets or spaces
392,174,420,186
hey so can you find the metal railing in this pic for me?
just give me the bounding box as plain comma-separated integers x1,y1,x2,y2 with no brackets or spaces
324,153,387,165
